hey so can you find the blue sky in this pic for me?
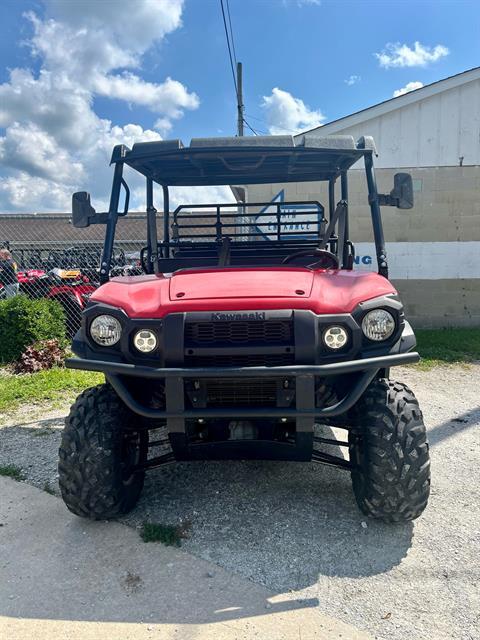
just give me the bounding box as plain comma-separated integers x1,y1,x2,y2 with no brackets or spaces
0,0,478,211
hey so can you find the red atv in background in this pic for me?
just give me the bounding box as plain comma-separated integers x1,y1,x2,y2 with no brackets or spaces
61,134,431,524
16,268,96,337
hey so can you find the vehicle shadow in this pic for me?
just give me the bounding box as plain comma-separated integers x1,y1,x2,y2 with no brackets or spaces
427,406,480,447
0,420,412,633
1,474,323,631
0,419,414,595
124,425,414,592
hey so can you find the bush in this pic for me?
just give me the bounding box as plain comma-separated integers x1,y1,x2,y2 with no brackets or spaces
11,339,66,374
0,296,66,363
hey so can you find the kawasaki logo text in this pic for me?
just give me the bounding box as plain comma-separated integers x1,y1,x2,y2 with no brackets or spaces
211,312,266,321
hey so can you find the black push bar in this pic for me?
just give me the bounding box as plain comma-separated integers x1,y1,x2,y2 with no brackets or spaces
65,352,419,419
66,352,419,379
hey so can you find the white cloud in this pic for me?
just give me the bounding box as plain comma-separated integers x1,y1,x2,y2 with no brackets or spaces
27,11,137,76
0,122,84,183
0,68,101,151
93,74,199,120
345,75,361,86
44,0,183,49
154,118,174,135
0,0,203,212
393,81,424,98
375,41,449,68
0,173,73,211
170,185,235,209
261,88,326,135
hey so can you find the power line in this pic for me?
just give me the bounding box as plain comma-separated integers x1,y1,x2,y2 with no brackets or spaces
220,0,238,98
226,0,244,136
220,1,299,138
242,118,261,136
220,0,253,137
245,113,300,135
225,0,237,66
244,113,268,125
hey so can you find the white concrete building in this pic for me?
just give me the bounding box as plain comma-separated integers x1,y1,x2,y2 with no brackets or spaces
314,66,480,169
246,67,480,327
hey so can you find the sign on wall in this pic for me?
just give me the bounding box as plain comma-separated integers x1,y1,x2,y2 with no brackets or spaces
255,190,324,241
354,242,480,279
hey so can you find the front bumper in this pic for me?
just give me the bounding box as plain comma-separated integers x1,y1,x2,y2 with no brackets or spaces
66,351,419,420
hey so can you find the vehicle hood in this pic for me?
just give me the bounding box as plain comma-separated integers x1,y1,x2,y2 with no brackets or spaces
169,268,315,300
90,267,397,318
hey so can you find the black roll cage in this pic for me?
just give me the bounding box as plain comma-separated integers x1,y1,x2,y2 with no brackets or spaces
99,143,388,284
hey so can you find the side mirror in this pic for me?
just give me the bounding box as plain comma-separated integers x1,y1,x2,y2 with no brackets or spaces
377,173,414,209
72,192,96,228
72,192,108,228
392,173,414,209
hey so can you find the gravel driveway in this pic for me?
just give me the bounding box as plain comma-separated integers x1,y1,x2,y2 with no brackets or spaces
1,364,479,640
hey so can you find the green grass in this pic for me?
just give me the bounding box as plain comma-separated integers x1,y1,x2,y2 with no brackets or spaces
43,481,56,495
415,328,480,369
0,464,24,481
140,521,190,546
0,367,103,413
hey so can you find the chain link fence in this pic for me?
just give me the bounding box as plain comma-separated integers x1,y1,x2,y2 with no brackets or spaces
0,202,320,336
0,208,246,336
0,212,155,336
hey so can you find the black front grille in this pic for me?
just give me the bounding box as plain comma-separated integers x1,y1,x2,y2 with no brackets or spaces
204,378,277,406
184,353,295,368
185,319,292,345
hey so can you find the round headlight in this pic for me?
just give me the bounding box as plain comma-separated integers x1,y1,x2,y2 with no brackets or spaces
362,309,395,341
133,329,158,353
323,325,348,350
90,315,122,346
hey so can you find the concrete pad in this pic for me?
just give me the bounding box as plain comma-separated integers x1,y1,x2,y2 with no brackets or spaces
0,478,370,640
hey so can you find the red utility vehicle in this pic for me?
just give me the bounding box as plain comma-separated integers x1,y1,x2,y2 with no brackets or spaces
60,134,430,523
17,268,96,336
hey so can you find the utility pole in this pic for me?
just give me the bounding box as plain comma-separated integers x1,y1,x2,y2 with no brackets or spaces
237,61,244,136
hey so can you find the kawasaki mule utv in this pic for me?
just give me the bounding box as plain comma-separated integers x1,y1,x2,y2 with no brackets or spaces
60,134,430,523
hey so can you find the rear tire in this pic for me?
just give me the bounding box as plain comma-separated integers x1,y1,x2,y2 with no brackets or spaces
349,379,430,523
59,384,147,519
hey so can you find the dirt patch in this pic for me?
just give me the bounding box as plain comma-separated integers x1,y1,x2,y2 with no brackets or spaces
0,398,73,429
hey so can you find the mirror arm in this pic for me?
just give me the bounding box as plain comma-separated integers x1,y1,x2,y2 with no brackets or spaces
83,212,110,225
376,193,399,207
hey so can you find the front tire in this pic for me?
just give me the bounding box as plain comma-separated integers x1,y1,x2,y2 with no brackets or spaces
59,384,147,519
349,379,430,523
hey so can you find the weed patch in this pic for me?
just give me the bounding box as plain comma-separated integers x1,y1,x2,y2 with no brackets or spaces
43,481,56,495
0,464,24,481
140,520,191,546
